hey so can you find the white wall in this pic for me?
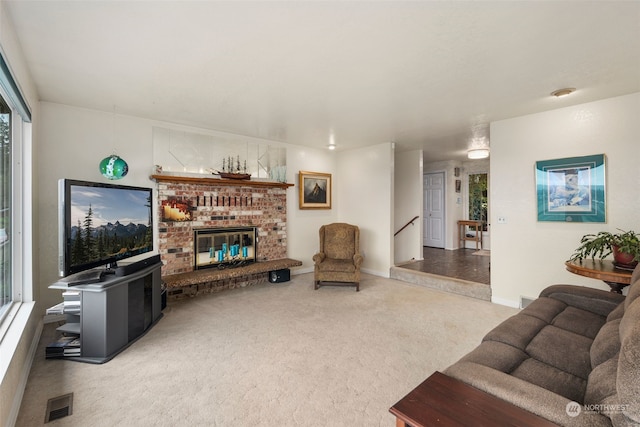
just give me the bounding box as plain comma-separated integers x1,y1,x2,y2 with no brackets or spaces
394,150,423,264
337,142,394,276
490,92,640,307
286,145,338,274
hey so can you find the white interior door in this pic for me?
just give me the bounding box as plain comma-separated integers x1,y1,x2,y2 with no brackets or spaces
424,172,445,248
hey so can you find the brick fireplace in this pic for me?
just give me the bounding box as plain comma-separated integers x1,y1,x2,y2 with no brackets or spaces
153,175,293,278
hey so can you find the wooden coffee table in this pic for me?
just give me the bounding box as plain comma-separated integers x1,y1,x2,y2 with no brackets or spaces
389,371,558,426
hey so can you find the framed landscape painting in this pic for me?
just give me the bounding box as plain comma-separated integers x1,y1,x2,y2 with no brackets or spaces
299,171,331,209
535,154,606,222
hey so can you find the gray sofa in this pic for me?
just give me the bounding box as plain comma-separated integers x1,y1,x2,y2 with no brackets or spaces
444,264,640,426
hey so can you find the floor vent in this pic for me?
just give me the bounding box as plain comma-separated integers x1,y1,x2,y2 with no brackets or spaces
520,296,535,309
45,393,73,423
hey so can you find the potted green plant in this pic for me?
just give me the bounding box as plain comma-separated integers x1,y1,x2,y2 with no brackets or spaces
570,229,640,269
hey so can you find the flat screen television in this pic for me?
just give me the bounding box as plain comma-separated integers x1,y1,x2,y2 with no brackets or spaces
58,179,154,277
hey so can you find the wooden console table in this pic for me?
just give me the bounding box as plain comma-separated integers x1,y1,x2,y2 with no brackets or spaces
389,371,558,427
565,259,633,294
457,220,483,250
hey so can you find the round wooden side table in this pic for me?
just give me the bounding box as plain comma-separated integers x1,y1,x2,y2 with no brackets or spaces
565,259,633,294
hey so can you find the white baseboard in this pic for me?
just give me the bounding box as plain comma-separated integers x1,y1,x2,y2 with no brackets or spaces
361,268,389,278
291,267,389,278
491,296,520,308
43,313,65,324
7,318,42,427
394,257,424,266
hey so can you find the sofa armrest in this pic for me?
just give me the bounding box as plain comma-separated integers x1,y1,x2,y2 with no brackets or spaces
312,252,325,265
539,284,625,317
444,362,613,427
353,253,363,268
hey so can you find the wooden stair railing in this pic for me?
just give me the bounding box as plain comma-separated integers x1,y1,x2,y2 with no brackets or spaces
394,215,419,237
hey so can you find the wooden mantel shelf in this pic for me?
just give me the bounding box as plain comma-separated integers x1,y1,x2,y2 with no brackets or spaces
151,174,294,189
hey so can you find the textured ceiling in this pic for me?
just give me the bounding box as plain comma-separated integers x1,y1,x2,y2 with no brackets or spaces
5,1,640,161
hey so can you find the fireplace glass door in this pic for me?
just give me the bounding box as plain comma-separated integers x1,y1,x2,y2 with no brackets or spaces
194,227,257,269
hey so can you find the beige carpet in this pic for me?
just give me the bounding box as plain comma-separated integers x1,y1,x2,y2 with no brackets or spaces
16,272,517,427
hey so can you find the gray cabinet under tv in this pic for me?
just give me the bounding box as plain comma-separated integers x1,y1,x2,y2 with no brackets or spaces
49,261,163,364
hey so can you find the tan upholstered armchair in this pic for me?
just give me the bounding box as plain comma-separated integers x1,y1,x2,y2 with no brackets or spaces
312,223,363,291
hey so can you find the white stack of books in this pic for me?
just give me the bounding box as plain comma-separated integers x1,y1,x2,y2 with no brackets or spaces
62,290,81,314
45,290,81,315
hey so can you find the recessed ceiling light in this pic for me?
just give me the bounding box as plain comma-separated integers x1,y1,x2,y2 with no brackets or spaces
551,88,576,97
468,148,490,159
328,131,336,150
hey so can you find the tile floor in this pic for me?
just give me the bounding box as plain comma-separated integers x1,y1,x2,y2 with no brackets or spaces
398,247,490,285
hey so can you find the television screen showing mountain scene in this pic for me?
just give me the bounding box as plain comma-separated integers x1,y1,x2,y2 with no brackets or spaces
69,184,153,268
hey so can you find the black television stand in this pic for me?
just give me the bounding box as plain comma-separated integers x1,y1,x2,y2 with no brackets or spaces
48,259,163,363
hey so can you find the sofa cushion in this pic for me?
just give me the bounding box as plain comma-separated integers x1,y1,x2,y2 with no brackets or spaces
585,355,618,405
541,284,624,317
521,297,568,322
590,319,621,368
606,302,625,322
315,258,356,273
323,225,356,260
483,313,548,351
617,297,640,424
511,358,586,403
526,325,593,379
624,267,640,310
552,306,606,339
457,340,528,373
